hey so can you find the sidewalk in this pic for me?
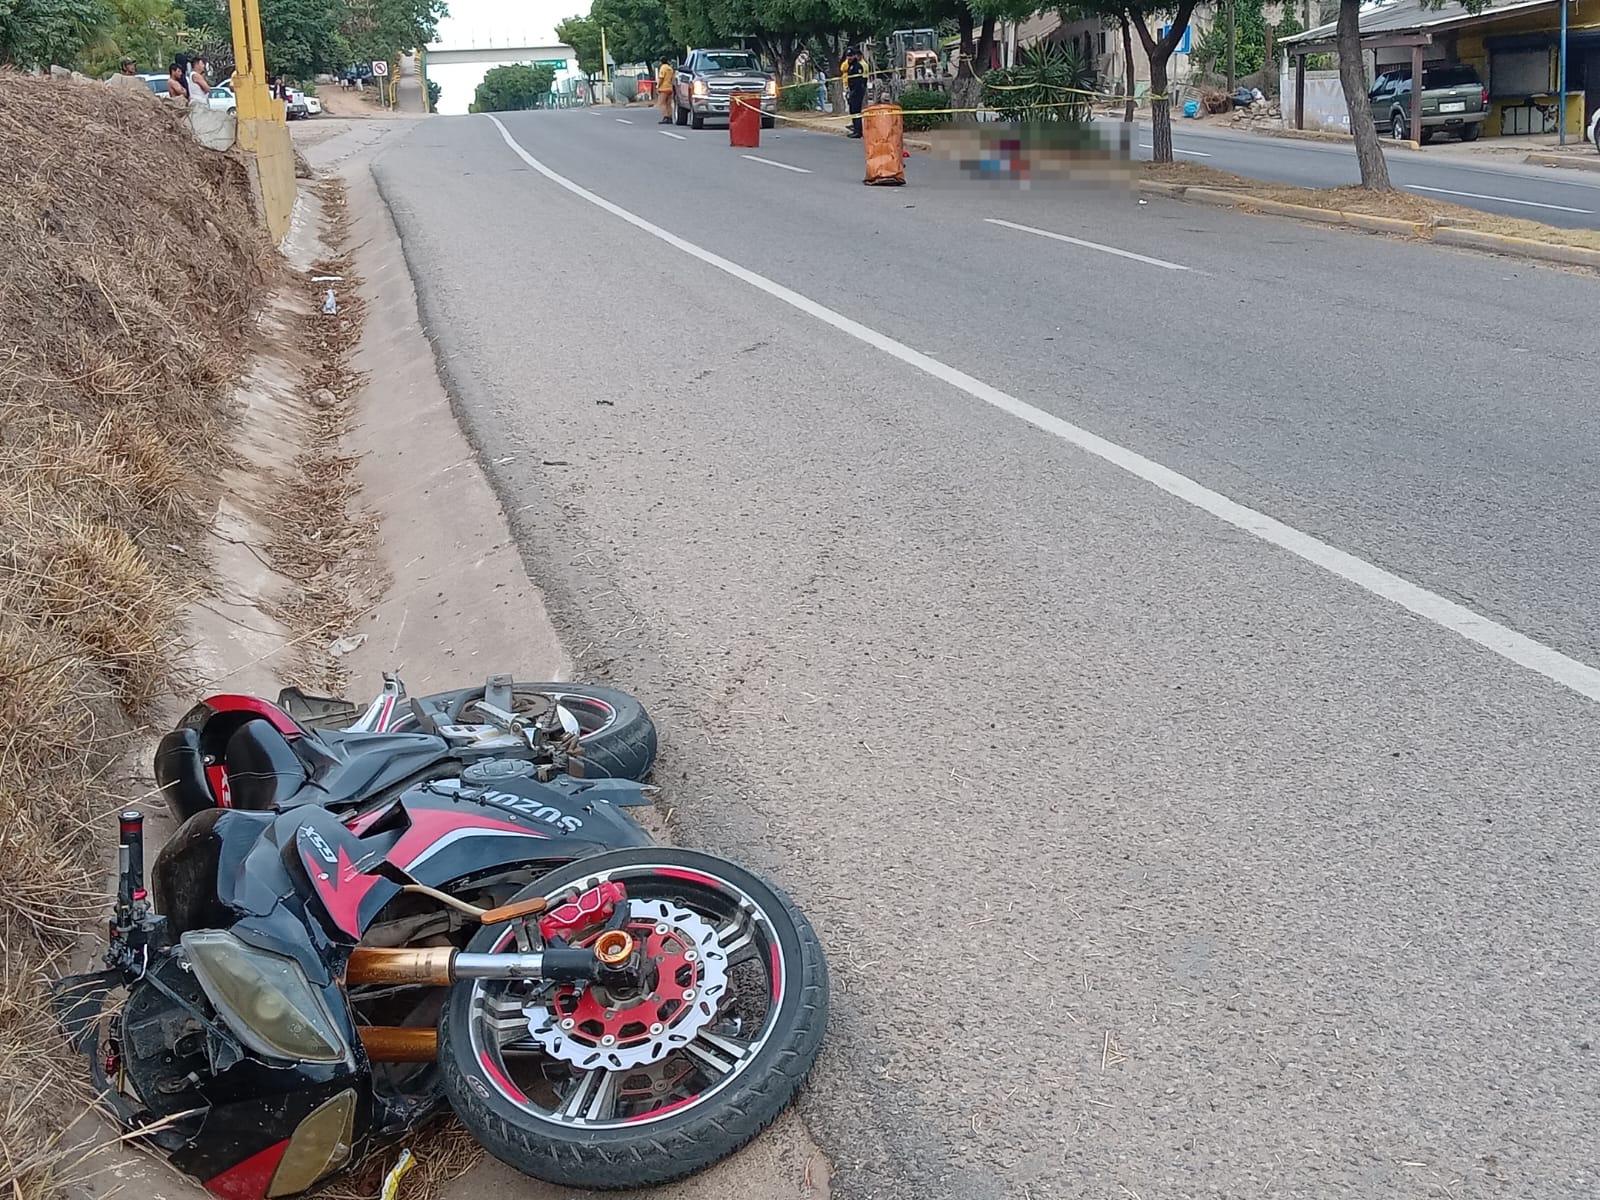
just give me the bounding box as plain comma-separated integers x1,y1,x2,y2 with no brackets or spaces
1192,110,1600,170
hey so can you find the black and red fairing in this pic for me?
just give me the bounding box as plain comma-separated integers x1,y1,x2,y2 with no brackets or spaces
131,772,653,1196
294,776,654,941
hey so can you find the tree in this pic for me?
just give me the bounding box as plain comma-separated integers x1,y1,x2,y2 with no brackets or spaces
1332,0,1486,190
1118,8,1133,119
555,13,603,75
81,0,185,74
470,61,556,111
589,0,675,65
1128,0,1199,161
0,0,111,67
178,0,346,78
1334,0,1387,189
1193,0,1266,80
342,0,445,69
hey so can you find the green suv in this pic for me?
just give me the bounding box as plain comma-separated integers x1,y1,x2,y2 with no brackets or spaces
1368,64,1488,144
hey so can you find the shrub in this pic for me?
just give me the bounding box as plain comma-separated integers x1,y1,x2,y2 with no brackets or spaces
899,87,950,131
983,44,1093,123
779,81,818,111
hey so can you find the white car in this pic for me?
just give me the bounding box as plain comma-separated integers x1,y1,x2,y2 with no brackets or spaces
304,94,322,116
207,85,237,114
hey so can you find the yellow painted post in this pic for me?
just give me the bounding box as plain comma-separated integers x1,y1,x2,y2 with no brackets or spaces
228,0,296,241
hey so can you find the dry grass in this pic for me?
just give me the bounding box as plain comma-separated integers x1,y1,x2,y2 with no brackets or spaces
0,70,271,1197
315,1123,484,1200
263,180,388,694
1144,160,1600,252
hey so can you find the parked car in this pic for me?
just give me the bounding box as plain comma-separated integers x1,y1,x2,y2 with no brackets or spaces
285,88,310,120
304,93,322,115
1368,63,1488,144
673,48,776,130
207,85,237,114
138,72,169,97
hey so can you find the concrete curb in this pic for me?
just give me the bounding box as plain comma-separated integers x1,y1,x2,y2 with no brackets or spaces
1431,226,1600,269
1261,126,1423,152
1138,179,1597,270
1524,151,1600,173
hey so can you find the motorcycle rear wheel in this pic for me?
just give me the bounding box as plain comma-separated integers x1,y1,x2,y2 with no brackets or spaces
396,682,657,780
438,847,827,1189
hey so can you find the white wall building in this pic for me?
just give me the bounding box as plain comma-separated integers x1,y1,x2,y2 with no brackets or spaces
427,0,580,114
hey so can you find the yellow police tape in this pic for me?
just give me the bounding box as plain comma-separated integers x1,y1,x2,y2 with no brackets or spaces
736,95,1168,123
768,74,1169,106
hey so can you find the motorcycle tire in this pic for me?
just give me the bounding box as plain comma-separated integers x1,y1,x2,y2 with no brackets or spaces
398,682,657,781
438,847,828,1190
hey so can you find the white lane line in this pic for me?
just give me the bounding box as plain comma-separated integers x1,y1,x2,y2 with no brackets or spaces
615,118,633,125
660,130,687,140
986,218,1189,271
1140,143,1213,158
742,154,811,174
485,115,1600,706
1406,184,1593,214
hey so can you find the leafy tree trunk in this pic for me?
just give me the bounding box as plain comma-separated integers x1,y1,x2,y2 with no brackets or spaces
1120,11,1134,121
1131,3,1197,163
951,9,982,121
1336,0,1390,188
974,13,997,73
1147,50,1172,160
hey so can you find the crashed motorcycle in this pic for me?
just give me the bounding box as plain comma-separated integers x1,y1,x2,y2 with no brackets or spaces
56,703,826,1197
155,673,658,821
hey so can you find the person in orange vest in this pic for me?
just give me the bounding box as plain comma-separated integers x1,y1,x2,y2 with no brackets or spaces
840,47,867,138
656,56,676,124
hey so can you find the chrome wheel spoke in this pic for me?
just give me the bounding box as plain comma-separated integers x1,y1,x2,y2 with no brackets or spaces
681,1029,753,1078
556,1067,619,1123
714,914,756,962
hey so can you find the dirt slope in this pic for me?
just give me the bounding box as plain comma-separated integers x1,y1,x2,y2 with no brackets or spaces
0,71,271,1199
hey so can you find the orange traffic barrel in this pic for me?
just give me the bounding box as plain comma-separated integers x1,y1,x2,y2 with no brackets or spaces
863,104,906,185
729,92,762,148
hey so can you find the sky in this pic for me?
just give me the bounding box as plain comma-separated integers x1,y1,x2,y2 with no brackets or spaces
429,0,578,50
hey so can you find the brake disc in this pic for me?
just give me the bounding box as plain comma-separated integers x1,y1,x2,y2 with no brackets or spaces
523,899,729,1072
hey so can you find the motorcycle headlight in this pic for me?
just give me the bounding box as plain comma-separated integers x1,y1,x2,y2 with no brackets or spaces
764,79,777,97
182,931,348,1064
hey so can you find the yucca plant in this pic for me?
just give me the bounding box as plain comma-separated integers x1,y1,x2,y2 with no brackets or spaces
981,43,1095,123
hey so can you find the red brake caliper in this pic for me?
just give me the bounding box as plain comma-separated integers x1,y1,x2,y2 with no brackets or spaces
539,882,700,1050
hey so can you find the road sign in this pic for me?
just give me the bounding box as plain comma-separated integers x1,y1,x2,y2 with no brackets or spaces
371,60,389,77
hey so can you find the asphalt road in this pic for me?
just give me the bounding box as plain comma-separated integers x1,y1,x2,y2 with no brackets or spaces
1109,117,1600,228
372,111,1600,1199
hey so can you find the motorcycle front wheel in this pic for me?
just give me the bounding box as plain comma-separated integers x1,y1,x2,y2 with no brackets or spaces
438,847,827,1190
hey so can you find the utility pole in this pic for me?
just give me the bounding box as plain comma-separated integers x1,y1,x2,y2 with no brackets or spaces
1558,0,1568,144
600,26,611,102
1226,0,1237,91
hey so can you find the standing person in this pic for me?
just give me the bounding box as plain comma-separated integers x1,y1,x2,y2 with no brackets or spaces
656,56,676,124
166,61,188,100
107,57,148,95
841,46,867,138
188,55,212,102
